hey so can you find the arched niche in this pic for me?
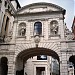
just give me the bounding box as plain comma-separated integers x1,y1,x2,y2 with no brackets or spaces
18,22,26,37
50,20,58,35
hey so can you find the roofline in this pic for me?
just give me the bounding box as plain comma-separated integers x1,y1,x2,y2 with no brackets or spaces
15,0,21,8
17,2,66,14
14,11,65,17
71,16,75,32
10,0,21,8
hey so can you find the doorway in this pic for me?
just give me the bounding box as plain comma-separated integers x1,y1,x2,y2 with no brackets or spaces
36,67,45,75
1,57,8,75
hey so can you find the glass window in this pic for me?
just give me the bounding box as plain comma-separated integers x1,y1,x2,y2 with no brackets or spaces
34,22,42,36
37,55,47,60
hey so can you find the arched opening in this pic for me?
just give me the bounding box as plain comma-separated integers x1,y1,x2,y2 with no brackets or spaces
69,55,75,75
1,57,8,75
15,48,60,75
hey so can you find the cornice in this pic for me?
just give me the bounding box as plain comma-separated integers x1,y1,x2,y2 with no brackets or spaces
0,43,15,45
60,40,75,43
14,10,64,17
16,2,66,14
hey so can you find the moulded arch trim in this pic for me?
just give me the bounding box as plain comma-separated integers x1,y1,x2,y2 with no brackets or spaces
50,20,58,24
16,47,60,62
19,22,26,26
34,21,42,24
0,57,8,62
33,21,42,27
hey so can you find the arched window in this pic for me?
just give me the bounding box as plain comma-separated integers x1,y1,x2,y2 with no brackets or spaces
1,57,8,75
18,22,26,36
50,20,58,35
34,22,42,36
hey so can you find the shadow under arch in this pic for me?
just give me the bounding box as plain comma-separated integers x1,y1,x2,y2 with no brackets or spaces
69,55,75,74
15,47,60,75
17,47,59,61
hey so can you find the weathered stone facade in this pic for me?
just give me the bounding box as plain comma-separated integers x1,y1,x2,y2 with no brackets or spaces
0,1,75,75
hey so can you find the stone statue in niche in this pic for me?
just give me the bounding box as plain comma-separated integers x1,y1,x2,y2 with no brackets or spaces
3,25,13,43
51,21,58,35
19,27,26,36
18,23,26,37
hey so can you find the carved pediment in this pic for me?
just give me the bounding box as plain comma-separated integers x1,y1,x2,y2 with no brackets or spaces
16,2,65,15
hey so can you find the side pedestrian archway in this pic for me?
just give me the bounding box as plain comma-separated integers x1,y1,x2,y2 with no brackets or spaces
69,55,75,75
0,57,8,75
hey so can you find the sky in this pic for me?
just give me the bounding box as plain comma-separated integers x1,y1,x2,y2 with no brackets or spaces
18,0,75,30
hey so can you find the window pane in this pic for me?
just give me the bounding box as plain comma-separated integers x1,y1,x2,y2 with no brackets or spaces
34,22,42,35
37,55,47,60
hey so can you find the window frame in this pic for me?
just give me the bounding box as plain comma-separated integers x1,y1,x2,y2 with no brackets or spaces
34,21,42,36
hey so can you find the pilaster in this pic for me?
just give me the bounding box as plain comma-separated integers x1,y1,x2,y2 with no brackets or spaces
60,50,69,75
8,54,15,75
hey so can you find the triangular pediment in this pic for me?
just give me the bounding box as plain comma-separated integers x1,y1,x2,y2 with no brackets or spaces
16,2,65,14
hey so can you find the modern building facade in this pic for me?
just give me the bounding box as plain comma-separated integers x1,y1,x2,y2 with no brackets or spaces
0,0,75,75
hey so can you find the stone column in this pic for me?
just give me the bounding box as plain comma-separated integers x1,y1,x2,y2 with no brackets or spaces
59,18,65,39
8,62,15,75
45,66,47,75
60,51,69,75
34,66,36,75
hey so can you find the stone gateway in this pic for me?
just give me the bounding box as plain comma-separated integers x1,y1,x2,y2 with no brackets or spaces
0,1,75,75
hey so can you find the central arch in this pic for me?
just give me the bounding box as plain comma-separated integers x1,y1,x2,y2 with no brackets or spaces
15,47,60,75
17,48,59,61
